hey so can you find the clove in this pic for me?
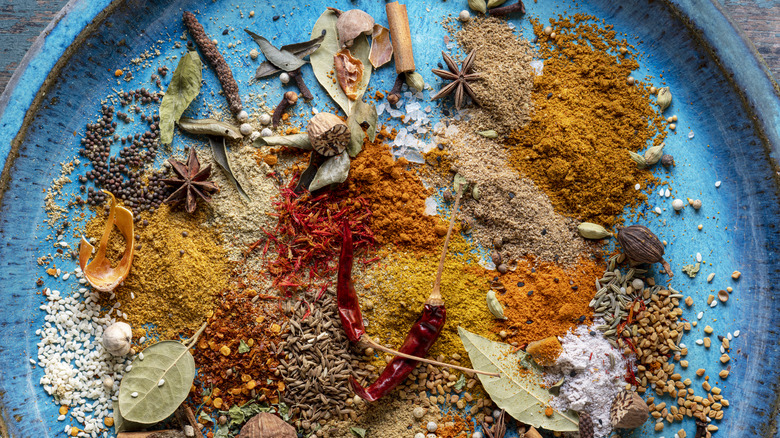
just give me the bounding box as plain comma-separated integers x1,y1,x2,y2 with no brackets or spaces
386,73,405,106
287,68,314,101
489,0,525,16
272,91,298,129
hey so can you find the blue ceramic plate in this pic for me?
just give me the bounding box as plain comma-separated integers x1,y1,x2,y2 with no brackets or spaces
1,1,779,437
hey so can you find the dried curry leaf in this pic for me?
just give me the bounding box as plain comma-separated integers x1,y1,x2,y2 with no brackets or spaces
347,99,377,157
79,191,134,292
160,51,202,145
208,136,250,203
311,9,372,114
249,30,326,80
458,327,579,432
245,30,306,72
369,24,393,68
253,133,312,150
309,151,351,191
117,341,196,424
179,117,242,140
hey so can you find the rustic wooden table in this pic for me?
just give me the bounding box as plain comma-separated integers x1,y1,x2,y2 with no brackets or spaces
0,0,777,96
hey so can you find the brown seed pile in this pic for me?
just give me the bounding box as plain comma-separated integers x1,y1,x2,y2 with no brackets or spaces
624,288,729,433
276,293,365,434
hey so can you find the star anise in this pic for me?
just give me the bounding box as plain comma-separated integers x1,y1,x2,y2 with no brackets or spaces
431,49,481,110
162,146,219,213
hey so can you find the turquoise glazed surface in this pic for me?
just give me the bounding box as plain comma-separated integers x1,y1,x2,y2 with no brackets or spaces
1,1,779,437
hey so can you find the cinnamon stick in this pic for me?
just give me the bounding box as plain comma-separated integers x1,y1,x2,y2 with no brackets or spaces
385,2,415,73
116,431,183,438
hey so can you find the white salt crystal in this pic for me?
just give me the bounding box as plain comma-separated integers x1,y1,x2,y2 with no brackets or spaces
529,60,544,76
424,197,438,216
688,131,694,139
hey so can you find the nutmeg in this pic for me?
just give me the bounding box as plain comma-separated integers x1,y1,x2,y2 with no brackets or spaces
306,112,350,157
238,413,296,438
617,225,673,277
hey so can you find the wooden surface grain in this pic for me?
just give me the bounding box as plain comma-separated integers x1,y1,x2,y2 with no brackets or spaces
0,0,777,95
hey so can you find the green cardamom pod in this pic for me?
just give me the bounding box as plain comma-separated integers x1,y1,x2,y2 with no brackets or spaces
477,130,498,138
486,290,507,320
487,0,508,7
629,151,647,169
405,71,425,92
656,87,672,112
644,142,665,165
453,173,469,193
577,222,612,239
468,0,487,14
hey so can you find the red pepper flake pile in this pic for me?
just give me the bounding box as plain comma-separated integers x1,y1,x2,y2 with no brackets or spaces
252,175,375,296
191,282,286,411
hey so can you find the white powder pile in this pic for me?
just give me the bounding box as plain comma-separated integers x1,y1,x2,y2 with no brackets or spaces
549,324,630,438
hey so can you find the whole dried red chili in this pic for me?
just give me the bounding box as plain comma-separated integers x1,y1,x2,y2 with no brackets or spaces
338,188,497,401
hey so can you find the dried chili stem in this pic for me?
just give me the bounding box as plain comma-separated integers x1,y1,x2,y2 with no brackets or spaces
428,185,463,305
364,338,499,377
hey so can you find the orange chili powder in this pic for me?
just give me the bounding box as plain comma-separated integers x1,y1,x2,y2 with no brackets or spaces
346,131,442,252
494,256,605,345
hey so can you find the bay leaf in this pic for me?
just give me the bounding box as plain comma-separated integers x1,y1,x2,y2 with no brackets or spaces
350,427,367,438
160,51,202,145
245,30,306,72
179,117,242,140
347,99,377,157
311,9,373,114
253,133,312,150
294,152,328,194
250,30,326,80
308,150,351,191
118,341,197,424
458,327,579,432
112,400,144,433
209,136,250,203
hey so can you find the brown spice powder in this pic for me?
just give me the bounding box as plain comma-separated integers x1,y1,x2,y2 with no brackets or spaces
453,17,536,133
506,15,665,227
88,203,230,342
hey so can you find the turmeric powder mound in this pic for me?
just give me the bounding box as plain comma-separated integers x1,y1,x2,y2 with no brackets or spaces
494,256,605,345
347,135,441,252
89,204,230,342
505,15,666,227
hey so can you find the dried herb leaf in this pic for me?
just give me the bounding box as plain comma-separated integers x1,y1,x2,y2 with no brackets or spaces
311,9,372,114
250,30,326,80
682,262,701,278
309,151,351,191
350,427,367,438
160,51,202,145
118,341,197,424
209,137,250,203
458,327,579,432
253,133,313,150
179,117,242,140
369,24,393,68
347,100,377,157
238,340,250,354
245,30,306,72
453,374,467,392
112,400,144,433
295,152,328,193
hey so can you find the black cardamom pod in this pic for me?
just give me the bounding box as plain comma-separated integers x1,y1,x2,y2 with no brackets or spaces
617,225,673,277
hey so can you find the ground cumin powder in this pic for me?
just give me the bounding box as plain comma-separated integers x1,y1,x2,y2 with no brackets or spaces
506,14,667,227
88,203,230,342
494,255,605,346
347,136,442,252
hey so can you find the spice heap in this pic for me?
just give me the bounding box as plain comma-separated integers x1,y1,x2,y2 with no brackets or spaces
493,256,604,345
276,293,366,435
347,136,442,252
190,285,285,411
88,203,230,342
361,234,495,361
257,175,374,297
200,144,277,261
453,17,535,133
506,15,666,227
440,126,589,266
